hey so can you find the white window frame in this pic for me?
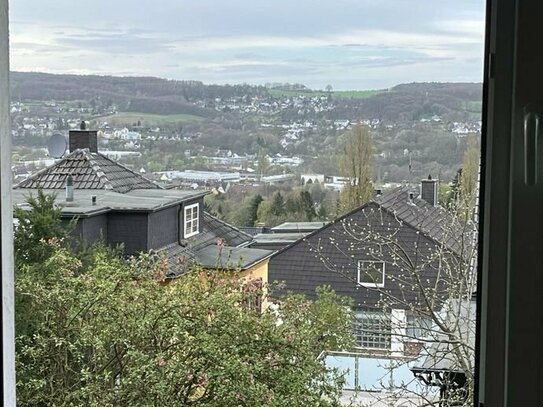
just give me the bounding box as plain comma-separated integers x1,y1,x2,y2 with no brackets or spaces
357,260,385,288
183,203,199,238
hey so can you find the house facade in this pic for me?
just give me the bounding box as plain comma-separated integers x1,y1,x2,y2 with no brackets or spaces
13,125,272,283
268,180,467,356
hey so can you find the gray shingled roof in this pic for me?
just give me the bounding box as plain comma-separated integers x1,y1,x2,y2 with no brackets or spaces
12,188,207,216
194,246,273,270
15,149,160,193
194,212,253,250
272,187,472,261
162,212,254,277
375,187,474,257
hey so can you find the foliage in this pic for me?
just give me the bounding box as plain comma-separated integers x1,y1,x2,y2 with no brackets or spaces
339,123,374,213
15,242,353,406
13,189,73,265
438,183,454,209
256,189,321,227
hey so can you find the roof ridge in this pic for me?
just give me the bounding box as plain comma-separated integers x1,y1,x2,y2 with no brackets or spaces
270,186,468,259
82,150,113,190
94,152,162,190
375,187,471,256
203,211,253,241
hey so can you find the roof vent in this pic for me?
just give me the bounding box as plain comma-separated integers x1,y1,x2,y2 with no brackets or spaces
408,191,415,204
66,174,74,202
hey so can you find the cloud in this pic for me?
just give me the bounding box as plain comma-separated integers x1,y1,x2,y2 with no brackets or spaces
8,0,486,89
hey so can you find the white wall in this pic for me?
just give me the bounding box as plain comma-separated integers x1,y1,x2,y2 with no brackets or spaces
1,0,16,404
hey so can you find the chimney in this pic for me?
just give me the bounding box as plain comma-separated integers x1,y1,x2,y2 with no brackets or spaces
69,121,98,152
421,174,438,206
66,174,74,202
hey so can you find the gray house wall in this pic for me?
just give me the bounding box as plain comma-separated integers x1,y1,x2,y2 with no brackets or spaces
80,214,107,243
57,197,206,254
107,212,149,254
268,202,447,309
62,214,107,248
148,205,179,249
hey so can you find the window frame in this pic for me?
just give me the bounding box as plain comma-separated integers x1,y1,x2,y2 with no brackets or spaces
183,203,199,238
357,260,385,288
352,308,391,350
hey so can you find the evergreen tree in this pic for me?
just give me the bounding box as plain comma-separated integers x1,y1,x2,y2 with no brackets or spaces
245,194,263,226
13,190,73,266
300,190,316,221
270,191,285,216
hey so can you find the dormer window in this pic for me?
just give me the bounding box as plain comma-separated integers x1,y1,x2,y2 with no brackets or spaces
357,261,385,288
184,203,199,238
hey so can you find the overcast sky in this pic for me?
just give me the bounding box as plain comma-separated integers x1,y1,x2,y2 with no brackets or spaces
9,0,486,90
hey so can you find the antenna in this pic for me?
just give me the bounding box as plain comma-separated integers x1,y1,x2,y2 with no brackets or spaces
46,133,67,158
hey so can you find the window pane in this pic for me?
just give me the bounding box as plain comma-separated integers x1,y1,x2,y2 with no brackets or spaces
359,261,384,285
353,309,391,350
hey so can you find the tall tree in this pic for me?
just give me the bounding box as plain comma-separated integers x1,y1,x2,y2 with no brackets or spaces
269,191,285,216
246,194,264,226
459,135,480,217
256,148,269,181
299,190,316,221
338,123,374,213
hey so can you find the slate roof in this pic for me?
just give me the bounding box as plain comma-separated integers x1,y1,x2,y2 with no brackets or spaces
268,187,473,306
15,149,160,193
374,187,474,256
162,212,255,277
271,221,328,233
273,187,471,260
194,246,273,270
12,188,207,216
197,212,254,249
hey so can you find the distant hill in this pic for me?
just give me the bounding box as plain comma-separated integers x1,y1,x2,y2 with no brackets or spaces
10,72,265,117
330,82,482,123
10,72,482,123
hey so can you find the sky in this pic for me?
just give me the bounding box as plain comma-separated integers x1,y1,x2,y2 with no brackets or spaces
9,0,486,90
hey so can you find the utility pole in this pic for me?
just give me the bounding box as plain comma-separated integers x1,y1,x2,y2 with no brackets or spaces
1,0,16,404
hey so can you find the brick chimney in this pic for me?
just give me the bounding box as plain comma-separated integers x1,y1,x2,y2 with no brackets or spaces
420,174,438,206
69,121,98,153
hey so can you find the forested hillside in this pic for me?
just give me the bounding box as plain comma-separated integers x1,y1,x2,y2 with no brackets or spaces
10,72,481,123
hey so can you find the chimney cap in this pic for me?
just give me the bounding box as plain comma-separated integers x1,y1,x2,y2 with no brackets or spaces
80,120,87,130
428,174,432,180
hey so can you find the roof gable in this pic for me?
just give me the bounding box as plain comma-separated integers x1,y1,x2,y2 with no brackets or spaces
15,149,161,193
375,188,473,256
271,187,471,260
